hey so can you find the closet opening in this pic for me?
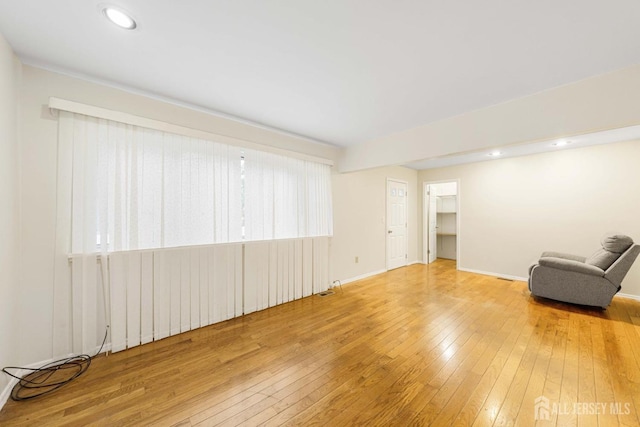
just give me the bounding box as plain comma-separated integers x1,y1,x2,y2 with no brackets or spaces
423,181,459,266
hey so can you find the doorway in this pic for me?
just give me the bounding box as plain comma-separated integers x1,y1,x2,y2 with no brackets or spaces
423,181,459,265
386,179,408,270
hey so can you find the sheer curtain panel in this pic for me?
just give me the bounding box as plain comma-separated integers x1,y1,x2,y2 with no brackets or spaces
243,148,333,241
68,112,243,252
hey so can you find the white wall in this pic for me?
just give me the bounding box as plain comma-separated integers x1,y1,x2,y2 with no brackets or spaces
341,64,640,172
16,66,340,367
0,33,20,400
331,166,418,283
418,140,640,297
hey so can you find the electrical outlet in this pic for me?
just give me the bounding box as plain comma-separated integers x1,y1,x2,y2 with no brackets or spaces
355,256,359,263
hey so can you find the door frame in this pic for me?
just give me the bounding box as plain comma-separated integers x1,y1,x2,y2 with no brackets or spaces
424,183,437,264
386,178,409,271
422,179,460,268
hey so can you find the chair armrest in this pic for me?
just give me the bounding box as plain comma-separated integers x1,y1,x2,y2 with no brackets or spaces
538,257,604,276
540,251,586,263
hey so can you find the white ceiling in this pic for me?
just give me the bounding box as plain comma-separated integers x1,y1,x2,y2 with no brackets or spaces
1,1,640,153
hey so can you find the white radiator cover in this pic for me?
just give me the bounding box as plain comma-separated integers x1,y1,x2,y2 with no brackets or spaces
64,237,330,355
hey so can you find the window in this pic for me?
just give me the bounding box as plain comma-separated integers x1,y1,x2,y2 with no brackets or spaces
61,112,332,255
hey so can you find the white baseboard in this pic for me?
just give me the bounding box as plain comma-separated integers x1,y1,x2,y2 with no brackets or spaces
457,267,528,282
334,261,424,286
337,265,530,287
616,292,640,302
0,355,61,411
455,268,640,300
0,378,12,412
335,269,387,286
0,344,110,412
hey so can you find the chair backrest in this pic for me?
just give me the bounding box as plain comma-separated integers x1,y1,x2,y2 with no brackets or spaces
604,244,640,288
586,234,635,271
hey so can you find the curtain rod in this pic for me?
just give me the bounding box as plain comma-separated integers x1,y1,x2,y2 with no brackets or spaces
48,97,334,166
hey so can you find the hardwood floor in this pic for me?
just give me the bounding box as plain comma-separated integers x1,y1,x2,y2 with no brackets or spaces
2,260,640,426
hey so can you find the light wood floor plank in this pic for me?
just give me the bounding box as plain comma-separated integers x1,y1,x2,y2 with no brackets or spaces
512,311,555,425
591,316,618,427
577,318,597,427
557,311,581,426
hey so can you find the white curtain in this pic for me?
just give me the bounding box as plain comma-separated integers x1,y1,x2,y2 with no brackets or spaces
243,148,333,241
53,110,333,356
65,112,243,254
62,111,331,252
53,111,242,356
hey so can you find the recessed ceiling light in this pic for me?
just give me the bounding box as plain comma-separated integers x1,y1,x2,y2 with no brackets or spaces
487,151,502,157
103,6,137,30
551,139,572,147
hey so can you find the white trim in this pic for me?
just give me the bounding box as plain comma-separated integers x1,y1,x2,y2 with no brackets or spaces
458,267,528,282
0,355,65,410
408,260,423,266
0,345,111,411
0,379,12,412
48,97,334,166
423,183,428,264
337,269,387,285
458,268,640,301
616,292,640,302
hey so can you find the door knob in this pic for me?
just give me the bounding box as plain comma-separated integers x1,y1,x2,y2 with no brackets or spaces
388,230,392,234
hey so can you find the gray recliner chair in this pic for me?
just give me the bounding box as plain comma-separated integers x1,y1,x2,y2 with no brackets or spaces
529,234,640,308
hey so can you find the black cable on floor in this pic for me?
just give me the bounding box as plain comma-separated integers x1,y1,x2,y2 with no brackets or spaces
1,327,109,401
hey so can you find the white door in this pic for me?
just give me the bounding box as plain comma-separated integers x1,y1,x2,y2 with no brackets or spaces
387,179,408,270
426,185,437,263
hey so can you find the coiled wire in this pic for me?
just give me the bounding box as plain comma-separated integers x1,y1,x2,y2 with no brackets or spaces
2,327,108,401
